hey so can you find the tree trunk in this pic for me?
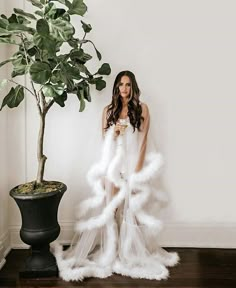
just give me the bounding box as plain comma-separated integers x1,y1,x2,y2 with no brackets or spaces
36,112,47,184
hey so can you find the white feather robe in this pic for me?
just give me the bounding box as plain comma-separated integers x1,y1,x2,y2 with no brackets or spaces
54,104,179,281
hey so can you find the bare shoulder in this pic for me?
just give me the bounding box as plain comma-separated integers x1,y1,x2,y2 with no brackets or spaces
103,105,109,111
140,102,149,117
103,105,109,115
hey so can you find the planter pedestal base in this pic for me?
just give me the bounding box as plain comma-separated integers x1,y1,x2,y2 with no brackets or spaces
20,244,58,278
20,267,58,278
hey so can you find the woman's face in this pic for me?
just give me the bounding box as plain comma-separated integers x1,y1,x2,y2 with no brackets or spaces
118,75,131,99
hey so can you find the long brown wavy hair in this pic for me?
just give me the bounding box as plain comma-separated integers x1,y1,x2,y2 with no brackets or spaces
105,71,143,132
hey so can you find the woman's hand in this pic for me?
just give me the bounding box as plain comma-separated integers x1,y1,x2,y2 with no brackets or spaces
114,123,127,138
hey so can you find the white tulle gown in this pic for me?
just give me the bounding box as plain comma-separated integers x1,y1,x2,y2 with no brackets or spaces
54,105,179,281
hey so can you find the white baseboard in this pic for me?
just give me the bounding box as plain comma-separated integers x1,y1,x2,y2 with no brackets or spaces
0,240,4,269
0,258,6,270
158,222,236,248
0,231,10,256
0,230,11,270
9,222,236,249
9,226,29,249
58,221,236,248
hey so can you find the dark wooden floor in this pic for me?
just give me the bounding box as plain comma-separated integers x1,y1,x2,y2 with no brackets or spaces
0,248,236,287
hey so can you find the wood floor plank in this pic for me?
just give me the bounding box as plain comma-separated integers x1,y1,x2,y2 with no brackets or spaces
0,248,236,287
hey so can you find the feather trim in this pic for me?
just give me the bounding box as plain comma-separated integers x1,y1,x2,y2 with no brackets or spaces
112,259,169,280
75,182,126,231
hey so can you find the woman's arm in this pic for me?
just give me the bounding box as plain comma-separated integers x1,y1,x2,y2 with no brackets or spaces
135,103,150,172
102,106,108,137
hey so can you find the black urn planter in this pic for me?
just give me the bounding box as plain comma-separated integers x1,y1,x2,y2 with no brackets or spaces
10,181,66,278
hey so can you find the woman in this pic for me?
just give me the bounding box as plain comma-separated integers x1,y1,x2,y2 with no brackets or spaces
54,71,179,281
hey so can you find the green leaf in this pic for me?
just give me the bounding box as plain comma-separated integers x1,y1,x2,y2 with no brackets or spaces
66,78,74,92
33,32,56,54
61,12,70,21
52,84,65,95
30,62,51,84
0,86,24,110
94,47,101,61
23,40,35,50
35,10,44,17
86,40,101,60
50,71,61,84
10,54,29,77
55,40,63,52
88,76,101,85
65,0,72,8
44,2,66,19
54,8,66,19
70,49,92,64
42,85,56,97
95,79,106,91
0,18,8,29
73,63,91,75
8,14,31,25
12,65,28,78
42,84,67,107
8,23,35,34
13,8,37,20
16,15,31,25
54,91,67,107
1,87,14,110
56,64,75,85
49,18,75,41
27,46,37,56
0,79,7,90
97,63,111,75
0,27,11,36
65,65,82,80
0,36,18,45
68,38,78,48
44,2,57,18
0,58,14,68
8,14,18,24
83,82,91,102
42,84,65,97
68,0,87,16
26,0,44,9
81,20,92,33
7,13,31,25
77,88,85,112
36,19,49,36
11,57,28,77
12,54,24,66
12,86,24,107
57,66,76,91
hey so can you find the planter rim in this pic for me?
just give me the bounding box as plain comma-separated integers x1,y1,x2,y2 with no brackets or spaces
10,181,67,200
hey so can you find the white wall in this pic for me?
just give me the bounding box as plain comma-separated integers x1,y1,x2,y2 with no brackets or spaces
0,0,10,269
0,62,9,268
4,0,236,248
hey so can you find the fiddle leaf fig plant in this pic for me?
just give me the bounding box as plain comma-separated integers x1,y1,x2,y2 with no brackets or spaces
0,0,111,187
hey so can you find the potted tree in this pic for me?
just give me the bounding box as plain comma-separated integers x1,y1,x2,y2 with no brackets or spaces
0,0,111,277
